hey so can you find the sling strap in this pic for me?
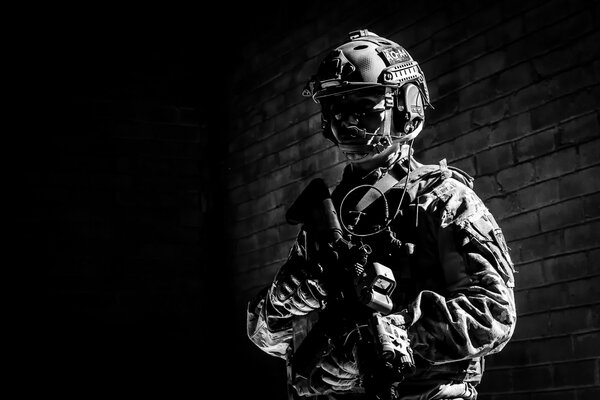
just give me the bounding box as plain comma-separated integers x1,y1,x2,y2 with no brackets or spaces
352,158,473,214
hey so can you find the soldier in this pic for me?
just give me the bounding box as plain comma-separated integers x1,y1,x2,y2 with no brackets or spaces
247,30,516,400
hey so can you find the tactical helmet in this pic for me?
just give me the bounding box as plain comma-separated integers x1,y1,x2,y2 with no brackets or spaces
303,29,432,159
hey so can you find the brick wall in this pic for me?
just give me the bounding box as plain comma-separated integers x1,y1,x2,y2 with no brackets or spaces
227,0,599,398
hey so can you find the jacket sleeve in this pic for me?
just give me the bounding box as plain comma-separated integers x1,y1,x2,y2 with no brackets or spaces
246,238,308,359
402,178,517,364
246,286,293,359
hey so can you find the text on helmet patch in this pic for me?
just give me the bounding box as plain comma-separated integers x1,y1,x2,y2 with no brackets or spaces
378,46,411,66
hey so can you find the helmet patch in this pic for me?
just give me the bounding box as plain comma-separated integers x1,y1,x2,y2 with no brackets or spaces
378,47,411,66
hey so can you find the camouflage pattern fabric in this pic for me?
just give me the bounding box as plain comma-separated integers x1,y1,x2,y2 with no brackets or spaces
247,158,516,399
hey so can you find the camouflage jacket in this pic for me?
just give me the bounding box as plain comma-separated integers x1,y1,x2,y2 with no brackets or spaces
247,157,516,399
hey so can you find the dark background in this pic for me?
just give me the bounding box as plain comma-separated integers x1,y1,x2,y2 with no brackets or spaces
25,9,256,396
21,2,599,399
23,4,316,397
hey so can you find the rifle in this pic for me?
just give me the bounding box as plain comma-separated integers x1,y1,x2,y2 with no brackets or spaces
285,178,415,400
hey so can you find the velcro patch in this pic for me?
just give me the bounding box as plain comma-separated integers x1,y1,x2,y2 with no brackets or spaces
379,46,411,65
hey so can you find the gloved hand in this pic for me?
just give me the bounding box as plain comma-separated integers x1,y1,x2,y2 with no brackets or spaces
309,343,361,394
268,256,328,317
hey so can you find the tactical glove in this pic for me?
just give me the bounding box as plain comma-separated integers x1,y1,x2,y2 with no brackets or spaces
309,343,360,394
268,256,328,317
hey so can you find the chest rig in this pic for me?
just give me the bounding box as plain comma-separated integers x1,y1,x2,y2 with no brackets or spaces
332,154,474,308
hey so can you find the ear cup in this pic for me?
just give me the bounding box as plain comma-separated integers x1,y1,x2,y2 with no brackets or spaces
393,83,425,136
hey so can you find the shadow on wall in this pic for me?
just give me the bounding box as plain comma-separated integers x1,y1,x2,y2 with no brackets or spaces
24,15,250,397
